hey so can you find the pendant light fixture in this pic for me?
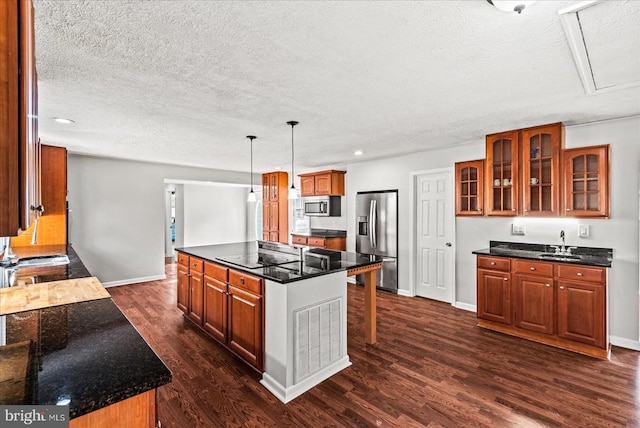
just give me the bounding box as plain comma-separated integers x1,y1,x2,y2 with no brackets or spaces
246,135,257,202
286,121,299,200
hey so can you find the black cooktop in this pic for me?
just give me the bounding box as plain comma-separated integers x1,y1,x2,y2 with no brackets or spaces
217,252,299,269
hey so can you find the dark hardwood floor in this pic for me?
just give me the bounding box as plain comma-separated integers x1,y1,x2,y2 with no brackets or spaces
108,263,640,427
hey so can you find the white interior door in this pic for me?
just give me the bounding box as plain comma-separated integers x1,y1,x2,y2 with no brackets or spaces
415,170,455,303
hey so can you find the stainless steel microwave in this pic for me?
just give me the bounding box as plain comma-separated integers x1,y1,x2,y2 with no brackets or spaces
303,196,341,217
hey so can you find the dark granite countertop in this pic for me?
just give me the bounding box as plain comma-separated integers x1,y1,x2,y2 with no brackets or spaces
291,229,347,238
472,241,613,268
0,245,172,419
176,241,382,284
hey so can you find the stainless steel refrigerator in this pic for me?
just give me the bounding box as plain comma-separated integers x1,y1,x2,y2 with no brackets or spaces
356,190,398,293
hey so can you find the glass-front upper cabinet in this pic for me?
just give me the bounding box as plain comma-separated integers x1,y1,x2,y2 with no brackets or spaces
563,145,609,218
485,130,519,216
521,123,563,216
455,160,484,216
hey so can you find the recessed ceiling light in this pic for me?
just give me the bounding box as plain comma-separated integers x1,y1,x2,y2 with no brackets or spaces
54,118,75,124
354,150,363,156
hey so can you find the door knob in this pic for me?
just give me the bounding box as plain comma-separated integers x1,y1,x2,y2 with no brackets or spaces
445,242,452,247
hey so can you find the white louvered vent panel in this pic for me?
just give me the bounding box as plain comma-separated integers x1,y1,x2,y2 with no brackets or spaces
294,298,342,383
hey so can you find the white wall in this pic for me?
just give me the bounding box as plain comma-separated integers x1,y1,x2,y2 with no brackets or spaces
346,116,640,343
67,155,250,285
182,183,248,247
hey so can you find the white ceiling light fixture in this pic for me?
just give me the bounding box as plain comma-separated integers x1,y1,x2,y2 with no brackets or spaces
487,0,536,14
286,121,299,200
246,135,257,202
354,150,363,156
53,117,74,124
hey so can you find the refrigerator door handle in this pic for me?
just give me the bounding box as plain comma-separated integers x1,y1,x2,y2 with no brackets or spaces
371,199,377,249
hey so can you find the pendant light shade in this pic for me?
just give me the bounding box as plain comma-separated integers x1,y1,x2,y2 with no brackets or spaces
247,135,257,202
287,121,299,200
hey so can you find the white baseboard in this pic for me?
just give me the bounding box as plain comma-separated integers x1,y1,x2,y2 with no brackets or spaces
454,302,476,312
610,336,640,351
347,277,356,284
260,356,351,403
102,274,166,288
397,289,413,297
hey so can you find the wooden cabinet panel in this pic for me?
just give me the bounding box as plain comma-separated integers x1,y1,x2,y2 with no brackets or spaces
307,237,325,247
563,145,609,218
485,130,519,216
477,269,511,325
298,170,345,196
177,252,189,267
188,271,204,325
292,235,307,245
203,276,227,342
204,261,228,282
557,264,605,284
189,258,204,272
514,260,553,277
514,274,554,335
455,160,484,216
261,171,288,243
521,123,563,216
228,270,262,295
262,174,269,200
228,285,263,369
177,264,189,314
477,255,510,272
557,280,605,348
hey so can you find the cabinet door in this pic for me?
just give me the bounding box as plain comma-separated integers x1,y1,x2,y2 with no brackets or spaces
514,274,554,335
188,271,204,325
177,265,189,314
557,280,606,348
270,173,279,201
291,235,308,245
477,269,511,325
203,276,227,342
262,174,270,200
522,123,562,216
485,130,519,216
227,285,263,370
269,202,279,231
314,173,332,195
455,160,484,216
307,237,325,247
563,145,609,218
300,176,315,196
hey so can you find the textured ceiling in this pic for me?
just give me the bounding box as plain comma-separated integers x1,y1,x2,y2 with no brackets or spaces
33,0,640,175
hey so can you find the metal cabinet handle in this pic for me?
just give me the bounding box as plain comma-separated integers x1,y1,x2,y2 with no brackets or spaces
490,262,496,266
545,283,551,287
530,267,535,271
566,208,571,211
576,272,583,276
560,286,565,290
240,278,245,284
503,278,508,281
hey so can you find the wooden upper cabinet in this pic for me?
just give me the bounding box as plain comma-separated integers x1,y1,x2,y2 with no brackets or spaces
485,130,519,216
261,171,288,243
455,160,484,216
298,170,345,196
1,0,39,236
563,145,609,218
521,123,563,216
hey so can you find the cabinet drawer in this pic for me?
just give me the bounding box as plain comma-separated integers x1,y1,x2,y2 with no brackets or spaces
177,252,189,267
557,264,605,284
229,269,263,295
307,237,326,247
514,260,553,276
477,256,510,272
292,235,308,245
205,261,228,282
189,257,204,272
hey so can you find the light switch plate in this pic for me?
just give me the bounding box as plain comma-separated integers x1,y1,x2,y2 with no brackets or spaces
512,224,525,235
579,224,590,238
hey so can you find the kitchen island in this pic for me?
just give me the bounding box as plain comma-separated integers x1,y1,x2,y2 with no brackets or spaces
0,246,172,427
176,241,382,403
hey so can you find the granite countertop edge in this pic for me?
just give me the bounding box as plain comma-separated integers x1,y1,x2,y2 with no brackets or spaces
291,229,347,238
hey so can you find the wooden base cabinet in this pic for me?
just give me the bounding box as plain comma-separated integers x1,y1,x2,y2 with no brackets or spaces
291,234,346,251
477,255,609,359
178,253,265,371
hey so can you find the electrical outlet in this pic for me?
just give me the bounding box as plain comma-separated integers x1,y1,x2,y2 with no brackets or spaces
511,224,525,235
579,224,590,238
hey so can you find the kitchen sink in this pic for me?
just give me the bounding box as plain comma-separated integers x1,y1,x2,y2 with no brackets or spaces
15,254,70,268
538,253,582,260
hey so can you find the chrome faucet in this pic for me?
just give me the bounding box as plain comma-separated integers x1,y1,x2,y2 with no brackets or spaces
551,230,577,255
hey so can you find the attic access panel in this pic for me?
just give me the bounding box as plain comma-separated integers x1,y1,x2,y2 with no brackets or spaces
559,0,640,95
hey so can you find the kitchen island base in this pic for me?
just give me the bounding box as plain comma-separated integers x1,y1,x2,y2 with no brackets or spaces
262,271,350,403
